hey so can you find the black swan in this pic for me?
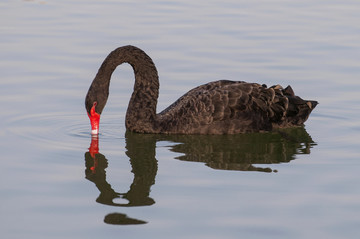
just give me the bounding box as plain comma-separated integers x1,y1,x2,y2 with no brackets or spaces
85,45,318,135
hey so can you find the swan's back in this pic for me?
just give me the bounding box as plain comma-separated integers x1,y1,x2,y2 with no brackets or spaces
156,80,317,134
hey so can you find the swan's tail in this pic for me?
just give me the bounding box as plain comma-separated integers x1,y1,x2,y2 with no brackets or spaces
271,85,318,128
284,85,318,126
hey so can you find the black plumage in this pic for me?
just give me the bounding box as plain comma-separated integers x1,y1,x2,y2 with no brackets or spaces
85,45,317,134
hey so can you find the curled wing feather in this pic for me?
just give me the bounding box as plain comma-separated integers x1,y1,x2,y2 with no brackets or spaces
158,80,315,134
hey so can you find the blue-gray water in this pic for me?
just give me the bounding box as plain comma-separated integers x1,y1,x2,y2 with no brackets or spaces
1,0,360,238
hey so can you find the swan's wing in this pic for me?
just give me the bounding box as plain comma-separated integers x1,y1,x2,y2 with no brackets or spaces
158,80,315,133
218,82,316,128
209,82,288,130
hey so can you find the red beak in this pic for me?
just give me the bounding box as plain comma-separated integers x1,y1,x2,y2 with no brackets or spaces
88,102,100,135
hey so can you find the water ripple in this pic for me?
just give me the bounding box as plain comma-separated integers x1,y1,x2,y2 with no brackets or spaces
6,112,126,149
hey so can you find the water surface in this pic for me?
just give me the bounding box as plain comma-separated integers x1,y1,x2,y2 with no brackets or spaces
1,0,360,238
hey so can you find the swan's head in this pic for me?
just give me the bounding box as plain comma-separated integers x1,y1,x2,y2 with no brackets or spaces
87,102,100,135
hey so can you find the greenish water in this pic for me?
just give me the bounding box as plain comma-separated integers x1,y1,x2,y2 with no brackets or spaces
1,0,360,238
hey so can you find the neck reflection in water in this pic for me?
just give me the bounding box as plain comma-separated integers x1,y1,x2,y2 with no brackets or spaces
84,135,157,225
84,127,316,225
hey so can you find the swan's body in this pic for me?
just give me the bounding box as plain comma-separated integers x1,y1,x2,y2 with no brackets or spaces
85,45,317,135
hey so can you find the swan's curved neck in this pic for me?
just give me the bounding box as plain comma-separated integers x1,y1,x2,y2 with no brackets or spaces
86,45,159,133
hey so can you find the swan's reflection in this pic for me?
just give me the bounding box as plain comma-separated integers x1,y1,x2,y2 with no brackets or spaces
85,136,157,207
84,135,157,225
84,126,316,225
164,127,316,172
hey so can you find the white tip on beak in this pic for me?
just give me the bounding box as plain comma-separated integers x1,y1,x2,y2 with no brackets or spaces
91,129,99,135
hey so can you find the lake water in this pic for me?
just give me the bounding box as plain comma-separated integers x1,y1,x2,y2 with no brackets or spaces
1,0,360,238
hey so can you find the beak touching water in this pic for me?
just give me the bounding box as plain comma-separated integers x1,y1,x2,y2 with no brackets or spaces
88,102,100,135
